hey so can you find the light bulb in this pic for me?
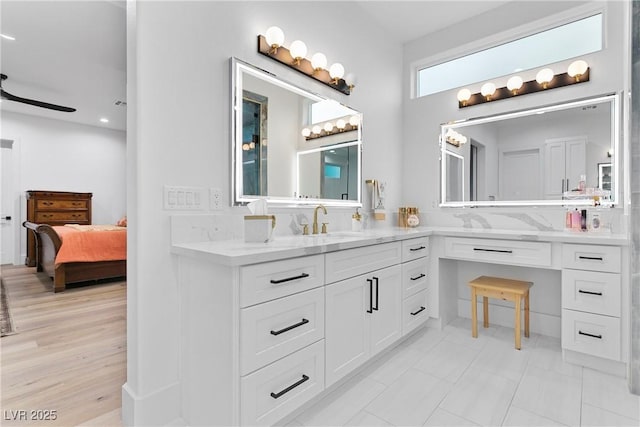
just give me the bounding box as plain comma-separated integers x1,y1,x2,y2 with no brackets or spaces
311,53,327,71
336,119,346,130
289,40,307,65
480,82,496,100
329,63,345,84
242,143,250,151
536,68,554,88
312,125,322,135
324,122,334,132
568,60,588,81
349,115,360,127
301,128,311,137
506,76,523,95
457,88,471,106
265,26,284,54
345,73,357,90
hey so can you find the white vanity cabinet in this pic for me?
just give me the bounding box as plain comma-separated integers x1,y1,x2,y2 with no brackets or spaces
401,237,430,335
325,242,402,387
561,244,622,361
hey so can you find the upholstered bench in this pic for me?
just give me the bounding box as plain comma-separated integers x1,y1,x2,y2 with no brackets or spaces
468,276,533,350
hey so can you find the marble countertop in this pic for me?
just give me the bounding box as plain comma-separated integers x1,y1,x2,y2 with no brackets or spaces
171,226,628,266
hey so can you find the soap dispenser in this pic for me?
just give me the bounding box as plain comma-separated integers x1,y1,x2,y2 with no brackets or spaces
352,208,362,232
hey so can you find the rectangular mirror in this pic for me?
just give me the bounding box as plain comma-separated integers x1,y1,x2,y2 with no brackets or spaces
440,93,620,207
231,58,362,207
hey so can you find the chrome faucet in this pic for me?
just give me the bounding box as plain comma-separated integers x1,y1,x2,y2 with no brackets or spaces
312,204,327,234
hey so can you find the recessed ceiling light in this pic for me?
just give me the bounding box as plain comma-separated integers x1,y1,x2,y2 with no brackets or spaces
0,34,16,41
100,117,109,123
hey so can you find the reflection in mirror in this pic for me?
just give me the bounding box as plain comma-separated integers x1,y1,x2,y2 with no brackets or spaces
232,58,362,206
440,93,619,207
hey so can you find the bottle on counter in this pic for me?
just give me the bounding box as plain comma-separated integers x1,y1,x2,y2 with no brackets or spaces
407,207,420,227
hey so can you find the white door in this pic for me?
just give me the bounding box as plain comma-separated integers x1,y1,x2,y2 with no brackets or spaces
325,275,370,387
369,265,402,356
1,140,15,265
565,138,587,191
501,148,541,200
544,141,566,197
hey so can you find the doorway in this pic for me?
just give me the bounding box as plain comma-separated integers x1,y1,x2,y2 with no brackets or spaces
1,139,19,265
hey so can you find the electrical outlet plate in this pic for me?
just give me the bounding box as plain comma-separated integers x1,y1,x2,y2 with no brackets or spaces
210,188,223,210
164,185,206,210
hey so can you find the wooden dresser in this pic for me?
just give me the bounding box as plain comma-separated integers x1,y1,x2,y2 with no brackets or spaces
25,191,92,266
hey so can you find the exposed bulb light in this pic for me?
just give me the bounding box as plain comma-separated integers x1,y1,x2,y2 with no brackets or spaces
311,52,327,72
242,143,250,151
0,34,16,41
568,60,588,82
480,82,496,100
336,119,346,130
301,128,311,137
312,125,322,135
100,117,109,123
344,73,356,91
506,76,523,95
536,68,554,88
289,40,307,65
457,88,471,106
323,122,334,132
265,26,284,54
329,63,345,85
349,115,360,127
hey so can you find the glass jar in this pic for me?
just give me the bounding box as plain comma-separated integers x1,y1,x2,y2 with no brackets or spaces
407,207,420,227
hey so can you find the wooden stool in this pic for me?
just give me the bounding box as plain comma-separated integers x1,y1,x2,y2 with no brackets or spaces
468,276,532,350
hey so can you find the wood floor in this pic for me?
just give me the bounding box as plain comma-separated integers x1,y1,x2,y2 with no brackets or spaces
0,265,125,426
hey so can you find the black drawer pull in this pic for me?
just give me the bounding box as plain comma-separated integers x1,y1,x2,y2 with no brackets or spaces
270,318,309,336
578,289,603,296
409,246,426,252
270,273,309,284
373,277,379,311
366,279,373,313
411,306,426,316
270,375,309,399
473,248,513,254
578,256,604,261
410,273,426,281
578,330,602,339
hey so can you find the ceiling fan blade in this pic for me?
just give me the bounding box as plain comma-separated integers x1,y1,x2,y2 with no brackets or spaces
0,88,76,112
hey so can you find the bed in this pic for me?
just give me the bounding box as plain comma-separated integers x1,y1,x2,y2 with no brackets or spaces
23,221,127,292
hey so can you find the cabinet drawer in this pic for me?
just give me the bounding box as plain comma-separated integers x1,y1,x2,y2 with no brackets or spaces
240,255,324,307
402,289,428,336
444,237,551,267
241,340,324,426
240,287,324,375
402,237,429,262
36,199,88,210
562,310,620,361
562,244,621,273
325,242,401,284
562,270,620,316
35,211,89,223
401,258,428,298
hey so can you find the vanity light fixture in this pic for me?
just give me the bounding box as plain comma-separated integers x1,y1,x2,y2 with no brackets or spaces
302,115,360,141
257,28,353,95
445,129,468,147
457,60,590,108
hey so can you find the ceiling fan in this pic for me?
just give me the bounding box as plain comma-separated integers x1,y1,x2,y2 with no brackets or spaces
1,73,76,112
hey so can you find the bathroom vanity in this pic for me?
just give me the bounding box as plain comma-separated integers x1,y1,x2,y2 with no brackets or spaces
171,227,629,426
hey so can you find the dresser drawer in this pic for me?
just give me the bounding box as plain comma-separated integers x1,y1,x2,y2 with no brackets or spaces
35,211,89,223
562,244,621,273
401,258,428,298
325,242,401,284
240,255,324,307
562,270,620,317
36,199,88,210
401,237,429,262
444,237,551,267
241,340,324,426
562,310,620,361
240,287,324,375
402,289,428,336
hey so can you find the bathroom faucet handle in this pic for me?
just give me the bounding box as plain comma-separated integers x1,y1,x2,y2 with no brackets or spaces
321,222,328,234
301,223,309,235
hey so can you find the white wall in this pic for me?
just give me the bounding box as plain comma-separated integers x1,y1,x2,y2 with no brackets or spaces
125,1,403,424
1,111,126,261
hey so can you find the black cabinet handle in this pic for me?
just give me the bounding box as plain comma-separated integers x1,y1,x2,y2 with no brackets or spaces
578,256,604,261
473,248,513,254
373,277,379,311
270,273,309,284
578,330,602,339
410,273,426,281
411,306,426,316
367,279,373,313
270,375,310,399
270,318,309,336
578,289,603,296
409,246,426,252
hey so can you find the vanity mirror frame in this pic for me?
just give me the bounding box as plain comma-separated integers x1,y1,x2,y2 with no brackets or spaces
231,57,363,207
439,93,620,208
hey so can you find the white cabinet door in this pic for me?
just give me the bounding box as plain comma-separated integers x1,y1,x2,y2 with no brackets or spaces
565,139,586,191
370,265,402,357
544,141,566,197
325,275,370,387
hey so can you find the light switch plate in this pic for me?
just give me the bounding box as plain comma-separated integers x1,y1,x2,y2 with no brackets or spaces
164,185,206,210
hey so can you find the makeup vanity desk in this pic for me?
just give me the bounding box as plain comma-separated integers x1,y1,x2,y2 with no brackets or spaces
171,226,629,426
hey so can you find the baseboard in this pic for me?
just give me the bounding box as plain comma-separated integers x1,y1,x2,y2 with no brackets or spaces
563,349,627,378
122,381,181,427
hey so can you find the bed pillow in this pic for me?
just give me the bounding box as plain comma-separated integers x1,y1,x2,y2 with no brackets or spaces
117,216,127,227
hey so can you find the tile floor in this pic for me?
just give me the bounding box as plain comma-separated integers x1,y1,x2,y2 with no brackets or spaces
285,318,640,427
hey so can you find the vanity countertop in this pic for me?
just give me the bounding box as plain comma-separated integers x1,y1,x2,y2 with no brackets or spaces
171,226,628,266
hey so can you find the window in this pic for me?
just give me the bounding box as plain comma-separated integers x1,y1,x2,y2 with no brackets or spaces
417,13,602,97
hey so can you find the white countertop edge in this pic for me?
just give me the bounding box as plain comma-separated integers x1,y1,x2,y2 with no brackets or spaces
171,226,629,266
